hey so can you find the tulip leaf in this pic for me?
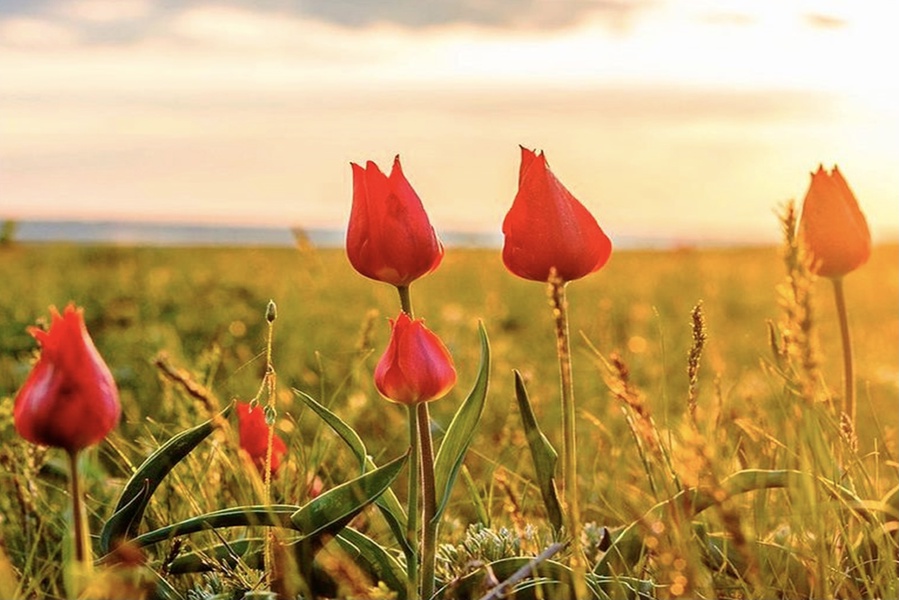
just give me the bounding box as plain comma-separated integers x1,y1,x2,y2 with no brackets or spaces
433,321,490,524
293,389,410,556
294,389,366,470
166,537,265,574
334,527,407,600
514,370,563,532
99,403,233,554
292,450,409,541
132,504,301,548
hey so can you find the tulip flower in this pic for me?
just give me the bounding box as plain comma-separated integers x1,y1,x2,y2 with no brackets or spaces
502,146,612,283
798,164,871,278
348,156,444,287
237,402,287,477
14,304,120,453
374,313,456,405
798,164,871,432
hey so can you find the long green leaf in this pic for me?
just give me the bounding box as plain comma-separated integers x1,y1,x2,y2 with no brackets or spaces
514,371,563,532
294,389,410,556
335,528,407,600
433,322,490,523
294,389,367,470
100,403,233,554
292,450,409,541
166,538,265,574
133,505,301,548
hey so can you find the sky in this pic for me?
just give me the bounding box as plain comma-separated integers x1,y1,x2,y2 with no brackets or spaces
1,0,897,245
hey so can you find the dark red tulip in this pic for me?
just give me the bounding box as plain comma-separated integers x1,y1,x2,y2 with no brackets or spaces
14,304,120,453
237,402,287,477
799,165,871,278
502,146,612,282
374,313,456,405
347,156,444,287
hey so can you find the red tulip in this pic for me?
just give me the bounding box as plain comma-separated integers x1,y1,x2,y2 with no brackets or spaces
374,313,457,405
14,305,120,453
798,165,871,278
237,402,287,477
347,156,444,287
502,146,612,283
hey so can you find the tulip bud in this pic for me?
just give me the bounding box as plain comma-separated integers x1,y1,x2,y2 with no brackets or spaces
237,401,288,477
14,304,121,453
347,156,444,287
798,165,871,278
374,313,457,405
502,146,612,283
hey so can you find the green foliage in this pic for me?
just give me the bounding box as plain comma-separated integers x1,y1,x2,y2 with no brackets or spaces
0,243,897,598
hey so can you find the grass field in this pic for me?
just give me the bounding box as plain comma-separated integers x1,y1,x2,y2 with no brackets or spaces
1,240,897,598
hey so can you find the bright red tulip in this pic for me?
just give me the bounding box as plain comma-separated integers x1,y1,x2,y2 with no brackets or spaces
14,304,120,453
798,165,871,278
502,146,612,283
374,313,457,405
347,156,444,287
237,402,287,477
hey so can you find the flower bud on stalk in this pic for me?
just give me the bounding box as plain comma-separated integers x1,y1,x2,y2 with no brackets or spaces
14,304,120,453
502,146,612,283
237,401,287,477
798,164,871,278
374,313,456,406
347,156,444,287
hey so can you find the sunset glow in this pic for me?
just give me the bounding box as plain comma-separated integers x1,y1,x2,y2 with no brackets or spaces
1,0,896,243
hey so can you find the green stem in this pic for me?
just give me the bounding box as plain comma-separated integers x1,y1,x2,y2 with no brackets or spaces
397,283,421,597
398,285,413,318
549,277,588,596
831,277,855,426
406,405,421,600
67,450,91,574
418,402,438,600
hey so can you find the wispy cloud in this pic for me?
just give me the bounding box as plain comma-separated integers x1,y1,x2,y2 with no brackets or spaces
0,1,896,239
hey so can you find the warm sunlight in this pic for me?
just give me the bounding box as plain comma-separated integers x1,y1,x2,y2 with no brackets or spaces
0,0,896,243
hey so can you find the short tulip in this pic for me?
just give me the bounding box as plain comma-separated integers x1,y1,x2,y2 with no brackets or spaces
14,304,120,453
237,402,288,477
502,146,612,283
374,313,456,405
798,165,871,278
347,156,444,287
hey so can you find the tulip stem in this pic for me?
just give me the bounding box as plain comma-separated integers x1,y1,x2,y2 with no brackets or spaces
406,405,421,600
418,402,438,600
67,449,92,589
398,285,414,318
831,277,856,431
397,283,423,597
549,274,588,596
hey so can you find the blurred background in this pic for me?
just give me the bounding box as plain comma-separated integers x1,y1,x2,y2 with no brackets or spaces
1,0,897,246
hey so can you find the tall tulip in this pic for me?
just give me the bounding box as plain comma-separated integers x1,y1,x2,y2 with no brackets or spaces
502,146,612,283
501,146,611,594
798,164,871,430
347,156,444,288
237,402,288,477
374,311,456,599
13,303,120,585
798,164,871,279
14,304,120,453
374,313,456,406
